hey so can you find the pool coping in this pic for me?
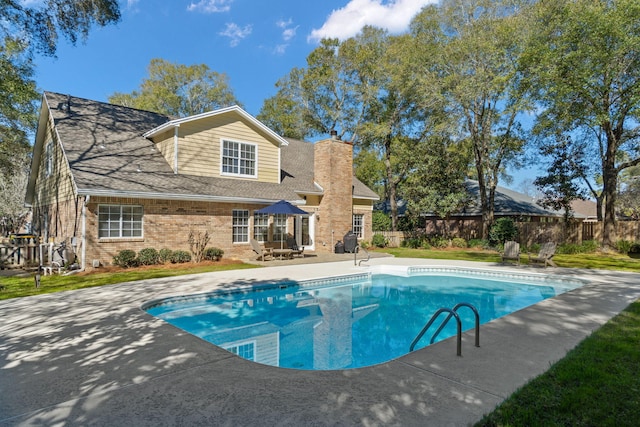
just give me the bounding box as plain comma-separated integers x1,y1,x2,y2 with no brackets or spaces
2,258,639,426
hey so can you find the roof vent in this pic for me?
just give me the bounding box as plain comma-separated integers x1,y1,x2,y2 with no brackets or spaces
330,129,338,140
66,94,71,114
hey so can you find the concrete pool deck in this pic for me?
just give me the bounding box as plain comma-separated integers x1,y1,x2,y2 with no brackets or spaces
1,258,639,426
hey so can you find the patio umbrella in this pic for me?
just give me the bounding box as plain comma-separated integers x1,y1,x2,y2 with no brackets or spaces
256,200,308,249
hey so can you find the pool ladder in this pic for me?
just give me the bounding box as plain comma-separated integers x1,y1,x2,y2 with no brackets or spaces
410,302,480,356
354,246,370,266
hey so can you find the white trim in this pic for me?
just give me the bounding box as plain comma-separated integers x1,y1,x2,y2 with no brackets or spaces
173,124,179,174
81,195,88,270
142,105,289,148
97,204,144,239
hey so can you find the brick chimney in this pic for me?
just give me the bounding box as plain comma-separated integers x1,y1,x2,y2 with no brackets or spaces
314,132,353,251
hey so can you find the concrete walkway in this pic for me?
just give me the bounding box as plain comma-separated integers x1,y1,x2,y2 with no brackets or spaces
1,258,639,426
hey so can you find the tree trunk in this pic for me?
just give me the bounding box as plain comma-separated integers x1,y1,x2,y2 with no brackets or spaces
384,134,398,231
602,147,618,247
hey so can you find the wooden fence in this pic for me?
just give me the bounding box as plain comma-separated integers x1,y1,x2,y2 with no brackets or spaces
376,221,640,248
0,243,38,268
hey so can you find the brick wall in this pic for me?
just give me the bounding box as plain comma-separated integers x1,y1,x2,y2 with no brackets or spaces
85,197,273,268
313,136,354,252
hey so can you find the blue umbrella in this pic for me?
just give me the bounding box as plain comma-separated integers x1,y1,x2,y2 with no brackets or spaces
255,200,308,215
256,200,308,249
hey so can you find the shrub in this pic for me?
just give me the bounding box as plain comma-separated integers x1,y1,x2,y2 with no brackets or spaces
557,243,582,254
188,230,211,263
372,211,392,232
137,248,160,265
113,250,138,268
527,243,541,254
616,240,633,254
170,250,192,264
372,233,387,248
630,242,640,254
581,240,599,253
421,241,432,250
489,218,518,245
203,247,224,261
468,239,488,249
158,248,173,263
451,237,467,248
403,238,422,249
430,236,449,249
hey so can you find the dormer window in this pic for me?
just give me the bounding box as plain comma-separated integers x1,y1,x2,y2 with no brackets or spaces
221,139,256,178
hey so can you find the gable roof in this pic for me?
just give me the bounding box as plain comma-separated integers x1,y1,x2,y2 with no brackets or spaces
26,92,377,205
142,105,289,148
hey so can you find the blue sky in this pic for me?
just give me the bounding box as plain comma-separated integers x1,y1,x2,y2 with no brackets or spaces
32,0,540,189
34,0,436,116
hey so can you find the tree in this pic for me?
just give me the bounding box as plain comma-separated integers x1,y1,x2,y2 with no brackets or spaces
0,0,121,221
257,70,308,139
617,166,640,220
521,0,640,246
109,59,241,117
403,134,471,237
427,0,531,240
534,135,587,222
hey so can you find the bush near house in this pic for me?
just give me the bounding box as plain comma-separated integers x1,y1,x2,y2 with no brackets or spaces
203,247,224,261
113,250,139,268
372,234,387,248
137,248,160,265
159,248,173,264
169,250,191,264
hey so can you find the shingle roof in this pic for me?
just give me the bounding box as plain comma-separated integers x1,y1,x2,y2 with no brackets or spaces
375,180,570,218
38,92,377,203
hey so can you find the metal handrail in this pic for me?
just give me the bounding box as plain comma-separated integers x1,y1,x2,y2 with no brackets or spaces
410,302,480,357
410,308,462,355
355,246,370,266
430,302,480,348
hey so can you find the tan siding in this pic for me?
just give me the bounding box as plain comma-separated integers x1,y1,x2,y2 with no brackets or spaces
155,129,175,172
176,115,280,183
35,117,75,208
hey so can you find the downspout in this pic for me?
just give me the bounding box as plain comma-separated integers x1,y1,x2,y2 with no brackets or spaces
173,125,180,174
81,195,89,271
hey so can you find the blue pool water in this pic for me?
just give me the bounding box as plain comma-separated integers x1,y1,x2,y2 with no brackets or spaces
144,267,584,370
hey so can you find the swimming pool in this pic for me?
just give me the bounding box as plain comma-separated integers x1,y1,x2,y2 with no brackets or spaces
144,266,584,370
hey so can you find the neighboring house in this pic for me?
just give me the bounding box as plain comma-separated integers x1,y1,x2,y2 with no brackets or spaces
376,180,583,239
25,92,378,269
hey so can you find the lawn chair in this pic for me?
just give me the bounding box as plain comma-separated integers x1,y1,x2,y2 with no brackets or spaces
501,241,521,264
529,242,557,267
250,238,273,261
286,236,304,258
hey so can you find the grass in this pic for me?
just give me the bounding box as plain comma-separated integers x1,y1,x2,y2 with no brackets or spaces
376,247,640,271
0,260,259,301
475,300,640,426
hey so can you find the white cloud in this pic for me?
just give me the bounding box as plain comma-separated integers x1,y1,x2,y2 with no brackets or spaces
219,22,252,47
187,0,233,13
308,0,436,42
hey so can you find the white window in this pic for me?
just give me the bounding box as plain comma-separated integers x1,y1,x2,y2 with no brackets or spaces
232,209,249,243
273,214,286,243
45,141,54,177
221,139,256,178
254,212,268,242
225,342,255,361
353,214,364,238
98,205,143,238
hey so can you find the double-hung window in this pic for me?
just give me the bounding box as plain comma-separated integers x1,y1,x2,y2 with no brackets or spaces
254,212,269,242
232,209,250,243
221,139,256,178
98,205,143,238
352,214,364,238
273,214,287,243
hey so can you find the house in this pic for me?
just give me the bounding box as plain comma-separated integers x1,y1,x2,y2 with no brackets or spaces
25,92,378,269
376,180,583,239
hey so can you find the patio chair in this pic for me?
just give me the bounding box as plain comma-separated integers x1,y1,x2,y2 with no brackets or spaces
286,237,304,258
529,242,557,267
501,241,521,264
250,238,273,261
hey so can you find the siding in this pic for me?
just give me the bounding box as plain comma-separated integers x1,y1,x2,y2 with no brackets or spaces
176,115,280,182
155,129,175,172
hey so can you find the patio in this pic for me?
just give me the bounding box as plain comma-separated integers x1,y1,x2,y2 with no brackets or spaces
1,258,639,426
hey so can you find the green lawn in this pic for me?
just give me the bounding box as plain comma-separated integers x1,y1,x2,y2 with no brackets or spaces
0,261,259,301
475,300,640,426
